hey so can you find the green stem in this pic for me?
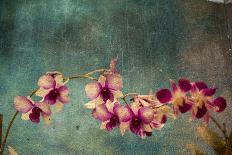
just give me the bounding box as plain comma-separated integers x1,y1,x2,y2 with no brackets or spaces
209,115,228,140
0,114,2,148
0,111,18,155
68,68,107,80
0,68,107,154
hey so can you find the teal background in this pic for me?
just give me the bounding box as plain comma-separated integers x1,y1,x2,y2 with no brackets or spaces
0,0,231,154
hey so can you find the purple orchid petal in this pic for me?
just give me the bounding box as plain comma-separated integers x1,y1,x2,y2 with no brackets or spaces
38,74,55,89
212,97,227,112
178,79,191,92
202,88,217,96
34,102,51,115
14,96,33,113
29,107,42,123
58,86,70,103
100,88,114,102
92,104,112,121
113,105,132,122
106,115,119,131
85,82,101,100
196,105,207,118
178,102,192,113
195,81,208,90
105,73,123,91
138,107,154,124
44,88,60,105
170,80,178,92
161,115,167,124
130,116,142,134
156,89,172,103
145,131,152,137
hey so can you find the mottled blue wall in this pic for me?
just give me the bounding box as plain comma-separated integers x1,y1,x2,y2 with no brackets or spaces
0,0,231,154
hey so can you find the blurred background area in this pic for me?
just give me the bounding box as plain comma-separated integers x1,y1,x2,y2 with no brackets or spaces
0,0,231,154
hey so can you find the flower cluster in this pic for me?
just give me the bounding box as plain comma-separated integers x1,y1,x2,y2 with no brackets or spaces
156,79,227,123
14,72,70,124
12,58,227,138
84,59,227,138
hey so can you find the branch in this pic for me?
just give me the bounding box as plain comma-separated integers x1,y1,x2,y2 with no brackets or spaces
209,115,228,140
0,114,2,148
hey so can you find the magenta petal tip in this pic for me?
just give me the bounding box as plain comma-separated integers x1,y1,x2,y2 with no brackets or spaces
178,79,191,92
156,89,172,103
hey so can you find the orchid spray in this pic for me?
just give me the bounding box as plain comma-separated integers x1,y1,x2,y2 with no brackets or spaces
0,58,229,154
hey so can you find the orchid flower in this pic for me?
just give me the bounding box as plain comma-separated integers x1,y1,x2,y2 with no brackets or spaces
127,102,156,138
92,101,132,135
35,72,70,112
189,81,227,122
156,79,192,116
14,96,51,124
84,74,123,109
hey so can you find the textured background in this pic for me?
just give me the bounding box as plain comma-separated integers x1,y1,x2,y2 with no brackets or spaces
0,0,231,154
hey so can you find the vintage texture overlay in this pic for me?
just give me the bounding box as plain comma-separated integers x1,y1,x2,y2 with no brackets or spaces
0,0,231,154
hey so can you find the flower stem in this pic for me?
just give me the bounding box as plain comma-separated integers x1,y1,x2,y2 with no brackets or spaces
209,115,228,140
121,93,138,99
68,68,107,80
0,88,38,155
0,111,18,155
0,114,2,148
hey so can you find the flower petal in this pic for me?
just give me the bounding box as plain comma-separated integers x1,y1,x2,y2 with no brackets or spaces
55,101,64,112
138,107,154,124
130,102,141,116
54,74,65,88
114,105,132,122
14,96,33,113
38,75,55,89
105,100,117,113
106,74,123,90
156,89,172,103
202,88,217,96
21,110,31,120
170,79,178,92
58,86,70,104
34,102,51,115
92,104,112,121
112,90,123,99
150,119,164,130
29,113,40,123
178,79,191,92
142,124,152,132
212,97,227,112
42,114,52,125
35,88,51,98
98,75,106,87
196,105,207,118
85,82,101,100
119,122,129,136
84,96,103,109
178,102,192,113
195,81,208,90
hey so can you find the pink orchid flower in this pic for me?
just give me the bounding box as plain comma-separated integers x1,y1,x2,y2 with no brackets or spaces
127,96,169,138
85,74,123,109
127,102,156,138
14,96,51,124
36,72,70,111
92,101,132,135
189,81,227,121
156,79,192,115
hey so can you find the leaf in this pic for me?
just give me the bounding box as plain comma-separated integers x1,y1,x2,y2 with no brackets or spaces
186,143,206,155
197,125,226,154
8,146,18,155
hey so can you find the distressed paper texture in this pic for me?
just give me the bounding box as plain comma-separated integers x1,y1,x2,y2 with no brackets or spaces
0,0,231,154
